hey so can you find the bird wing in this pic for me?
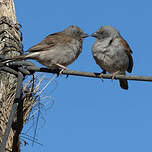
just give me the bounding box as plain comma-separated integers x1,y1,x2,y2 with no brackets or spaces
27,32,72,52
120,38,133,73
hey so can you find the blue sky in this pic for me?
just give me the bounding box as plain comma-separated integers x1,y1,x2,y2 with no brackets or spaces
15,0,152,152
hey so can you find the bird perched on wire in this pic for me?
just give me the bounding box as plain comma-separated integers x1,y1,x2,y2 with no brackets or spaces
5,25,88,72
91,26,133,90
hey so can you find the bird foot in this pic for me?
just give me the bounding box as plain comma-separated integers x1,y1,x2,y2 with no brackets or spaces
55,63,69,71
111,71,120,81
55,63,70,77
100,70,106,82
100,73,104,82
59,69,65,75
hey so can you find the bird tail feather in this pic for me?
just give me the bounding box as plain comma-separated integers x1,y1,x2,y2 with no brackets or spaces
3,52,38,63
118,71,128,90
119,79,128,90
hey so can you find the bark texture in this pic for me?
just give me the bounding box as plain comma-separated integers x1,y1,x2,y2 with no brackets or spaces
0,0,23,151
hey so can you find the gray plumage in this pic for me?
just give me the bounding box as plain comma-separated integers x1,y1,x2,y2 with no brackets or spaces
11,25,88,70
91,26,133,90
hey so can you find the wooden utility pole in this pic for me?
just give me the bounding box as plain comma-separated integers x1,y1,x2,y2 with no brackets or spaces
0,0,32,151
0,0,21,151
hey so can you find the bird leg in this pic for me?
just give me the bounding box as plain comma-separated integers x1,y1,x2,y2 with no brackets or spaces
55,63,69,70
100,70,106,82
111,71,121,80
55,63,69,75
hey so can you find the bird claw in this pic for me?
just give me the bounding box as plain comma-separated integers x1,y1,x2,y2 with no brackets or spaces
58,67,70,76
100,73,104,82
111,75,115,81
66,74,69,79
111,71,120,81
100,70,106,82
59,69,65,75
55,63,70,78
56,69,65,77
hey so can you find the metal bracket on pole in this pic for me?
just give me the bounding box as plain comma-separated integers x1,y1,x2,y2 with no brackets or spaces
0,72,24,152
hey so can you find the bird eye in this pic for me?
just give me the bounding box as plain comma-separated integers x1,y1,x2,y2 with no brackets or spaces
76,31,81,35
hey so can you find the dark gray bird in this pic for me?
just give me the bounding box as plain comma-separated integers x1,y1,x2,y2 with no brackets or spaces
91,26,133,90
7,25,88,71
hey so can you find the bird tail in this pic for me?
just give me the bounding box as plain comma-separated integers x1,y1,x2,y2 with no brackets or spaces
119,79,128,90
118,72,128,90
2,52,37,63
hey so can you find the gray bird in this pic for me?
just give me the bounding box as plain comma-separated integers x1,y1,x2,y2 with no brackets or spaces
7,25,88,71
91,26,133,90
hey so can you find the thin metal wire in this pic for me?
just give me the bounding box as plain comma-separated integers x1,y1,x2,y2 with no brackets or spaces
25,66,152,82
1,62,152,82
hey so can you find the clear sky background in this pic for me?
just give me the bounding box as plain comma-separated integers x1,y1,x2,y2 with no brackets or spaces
14,0,152,152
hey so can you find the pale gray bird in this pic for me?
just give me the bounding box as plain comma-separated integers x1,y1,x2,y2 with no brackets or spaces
91,26,133,90
7,25,88,70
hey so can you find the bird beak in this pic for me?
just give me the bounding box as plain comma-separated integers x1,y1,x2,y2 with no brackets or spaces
91,32,97,37
81,33,89,38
